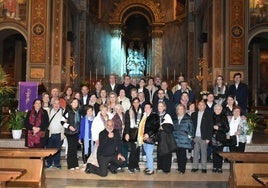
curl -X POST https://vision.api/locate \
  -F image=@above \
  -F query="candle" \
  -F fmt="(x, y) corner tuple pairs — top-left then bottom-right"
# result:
(103, 66), (105, 78)
(167, 67), (169, 80)
(96, 68), (97, 80)
(90, 71), (92, 82)
(154, 66), (156, 76)
(174, 70), (176, 82)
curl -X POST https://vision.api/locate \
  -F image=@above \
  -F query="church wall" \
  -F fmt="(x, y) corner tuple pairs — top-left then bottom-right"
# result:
(86, 1), (114, 81)
(162, 21), (187, 82)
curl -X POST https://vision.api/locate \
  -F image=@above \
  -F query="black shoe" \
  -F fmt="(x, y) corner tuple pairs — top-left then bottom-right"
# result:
(217, 169), (223, 173)
(134, 167), (140, 172)
(201, 169), (207, 173)
(212, 168), (217, 173)
(179, 170), (185, 174)
(145, 170), (154, 175)
(191, 168), (198, 172)
(128, 169), (135, 173)
(110, 169), (117, 174)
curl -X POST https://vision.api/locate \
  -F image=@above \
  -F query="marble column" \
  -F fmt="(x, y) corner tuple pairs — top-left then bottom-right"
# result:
(110, 28), (123, 76)
(152, 29), (163, 77)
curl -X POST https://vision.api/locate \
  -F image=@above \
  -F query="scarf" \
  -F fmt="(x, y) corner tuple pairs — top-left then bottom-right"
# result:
(84, 116), (93, 155)
(137, 113), (148, 146)
(29, 108), (43, 127)
(129, 107), (142, 128)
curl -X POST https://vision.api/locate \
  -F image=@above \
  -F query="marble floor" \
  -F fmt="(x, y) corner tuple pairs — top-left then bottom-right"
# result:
(46, 168), (229, 188)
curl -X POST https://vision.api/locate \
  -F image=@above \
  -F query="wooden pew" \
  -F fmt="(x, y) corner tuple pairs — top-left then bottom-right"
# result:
(219, 152), (268, 188)
(0, 148), (57, 188)
(0, 168), (26, 188)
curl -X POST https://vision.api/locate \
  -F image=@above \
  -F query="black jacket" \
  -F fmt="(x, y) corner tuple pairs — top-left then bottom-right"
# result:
(144, 112), (160, 144)
(191, 110), (213, 141)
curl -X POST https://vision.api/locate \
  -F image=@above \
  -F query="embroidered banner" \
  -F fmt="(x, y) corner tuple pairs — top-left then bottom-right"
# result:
(19, 82), (38, 112)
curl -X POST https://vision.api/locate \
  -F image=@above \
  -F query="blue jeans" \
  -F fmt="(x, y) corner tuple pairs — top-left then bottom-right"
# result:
(46, 133), (63, 167)
(143, 143), (154, 171)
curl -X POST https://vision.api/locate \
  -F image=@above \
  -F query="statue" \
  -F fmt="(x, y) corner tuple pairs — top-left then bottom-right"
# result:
(126, 41), (146, 77)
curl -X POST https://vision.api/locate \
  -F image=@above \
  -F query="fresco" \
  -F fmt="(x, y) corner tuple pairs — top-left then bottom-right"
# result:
(250, 0), (268, 27)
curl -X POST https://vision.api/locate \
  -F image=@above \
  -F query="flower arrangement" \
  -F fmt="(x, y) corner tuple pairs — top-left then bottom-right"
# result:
(200, 90), (210, 95)
(246, 110), (263, 135)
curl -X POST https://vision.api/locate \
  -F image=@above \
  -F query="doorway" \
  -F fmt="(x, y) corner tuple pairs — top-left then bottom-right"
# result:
(0, 29), (27, 85)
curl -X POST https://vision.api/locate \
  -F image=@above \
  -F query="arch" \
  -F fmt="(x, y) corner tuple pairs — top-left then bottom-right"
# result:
(248, 25), (268, 44)
(109, 0), (164, 26)
(0, 22), (27, 42)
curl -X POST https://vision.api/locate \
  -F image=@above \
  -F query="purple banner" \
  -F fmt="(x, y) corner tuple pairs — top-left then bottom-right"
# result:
(19, 82), (38, 112)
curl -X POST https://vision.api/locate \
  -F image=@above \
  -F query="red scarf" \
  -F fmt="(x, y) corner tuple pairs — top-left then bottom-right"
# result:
(29, 108), (43, 127)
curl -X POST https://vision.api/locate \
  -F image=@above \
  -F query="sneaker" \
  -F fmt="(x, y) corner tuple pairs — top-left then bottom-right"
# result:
(69, 168), (75, 171)
(134, 167), (140, 172)
(143, 168), (150, 173)
(75, 167), (80, 170)
(45, 165), (52, 169)
(55, 166), (61, 169)
(145, 170), (154, 175)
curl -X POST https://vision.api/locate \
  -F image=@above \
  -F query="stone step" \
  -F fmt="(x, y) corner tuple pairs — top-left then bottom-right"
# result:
(58, 147), (230, 170)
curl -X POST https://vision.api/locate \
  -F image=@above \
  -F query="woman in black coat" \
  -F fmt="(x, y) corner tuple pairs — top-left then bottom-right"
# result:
(157, 101), (174, 173)
(173, 104), (194, 174)
(211, 104), (230, 173)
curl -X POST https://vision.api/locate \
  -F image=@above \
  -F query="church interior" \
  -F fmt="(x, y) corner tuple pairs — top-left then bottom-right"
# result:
(0, 0), (268, 187)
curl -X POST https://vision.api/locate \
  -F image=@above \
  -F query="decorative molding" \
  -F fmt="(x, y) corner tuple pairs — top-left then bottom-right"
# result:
(229, 0), (245, 65)
(30, 0), (47, 63)
(109, 0), (165, 26)
(110, 28), (122, 38)
(52, 0), (62, 65)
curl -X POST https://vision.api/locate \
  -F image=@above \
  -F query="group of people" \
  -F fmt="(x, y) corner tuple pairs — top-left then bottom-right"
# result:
(22, 72), (249, 176)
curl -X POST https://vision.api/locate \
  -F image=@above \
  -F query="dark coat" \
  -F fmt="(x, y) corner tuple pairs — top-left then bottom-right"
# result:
(228, 82), (248, 115)
(191, 110), (213, 141)
(173, 113), (194, 149)
(144, 112), (160, 144)
(211, 112), (230, 146)
(173, 89), (195, 105)
(103, 83), (120, 95)
(158, 122), (177, 156)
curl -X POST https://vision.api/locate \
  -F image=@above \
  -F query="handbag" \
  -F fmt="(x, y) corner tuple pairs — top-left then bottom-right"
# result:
(86, 145), (99, 167)
(128, 128), (138, 141)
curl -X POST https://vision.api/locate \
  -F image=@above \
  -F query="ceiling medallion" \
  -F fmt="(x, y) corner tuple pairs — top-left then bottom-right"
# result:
(231, 25), (244, 38)
(32, 23), (45, 36)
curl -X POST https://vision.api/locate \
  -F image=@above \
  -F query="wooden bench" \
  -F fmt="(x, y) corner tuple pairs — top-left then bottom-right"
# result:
(0, 148), (57, 188)
(219, 152), (268, 188)
(0, 168), (26, 188)
(252, 174), (268, 187)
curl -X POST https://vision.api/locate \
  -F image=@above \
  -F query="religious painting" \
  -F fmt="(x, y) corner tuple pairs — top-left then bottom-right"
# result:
(229, 71), (244, 81)
(19, 82), (38, 112)
(30, 68), (45, 79)
(249, 0), (268, 27)
(0, 0), (27, 22)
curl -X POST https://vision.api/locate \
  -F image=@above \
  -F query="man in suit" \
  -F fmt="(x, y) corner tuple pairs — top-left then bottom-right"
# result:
(103, 74), (119, 95)
(118, 75), (135, 99)
(173, 81), (195, 105)
(228, 73), (248, 115)
(81, 85), (91, 117)
(191, 100), (213, 173)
